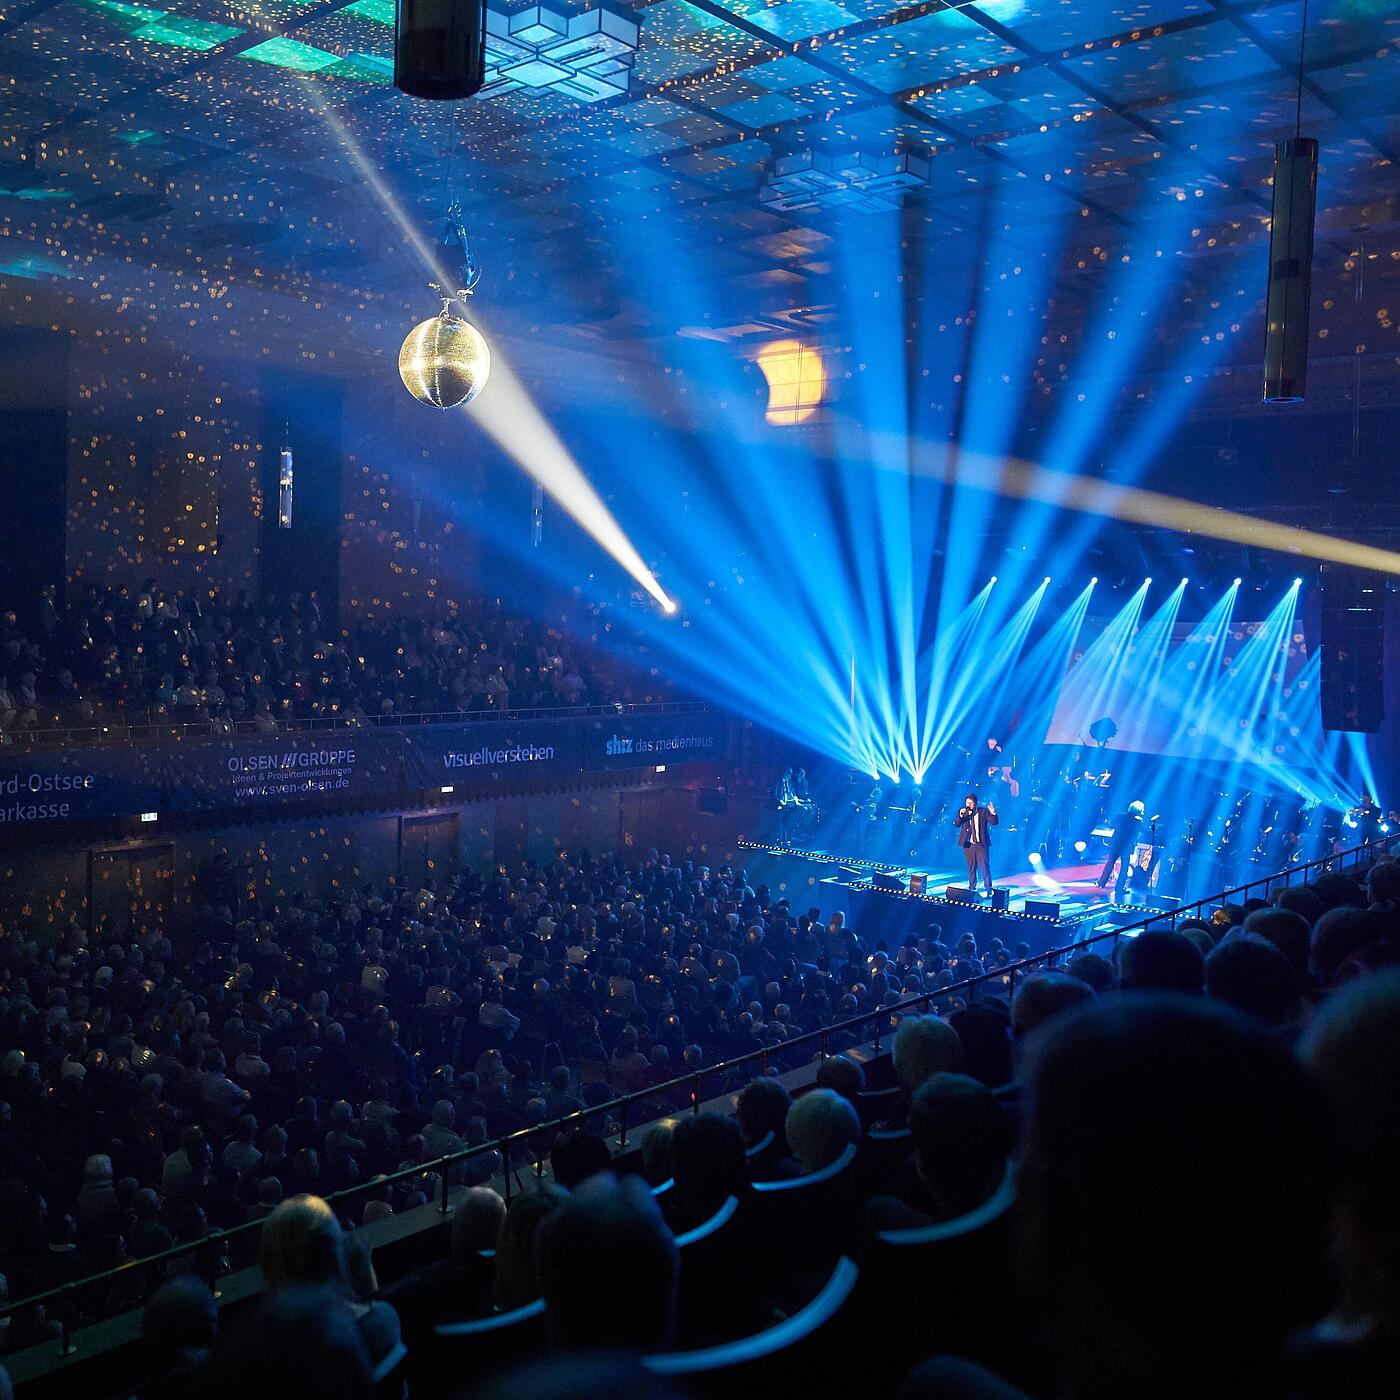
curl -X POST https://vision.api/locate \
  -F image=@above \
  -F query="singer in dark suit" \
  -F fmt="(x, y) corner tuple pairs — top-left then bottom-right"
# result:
(954, 792), (998, 895)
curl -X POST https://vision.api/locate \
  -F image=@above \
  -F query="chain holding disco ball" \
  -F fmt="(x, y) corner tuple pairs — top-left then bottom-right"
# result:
(399, 202), (491, 410)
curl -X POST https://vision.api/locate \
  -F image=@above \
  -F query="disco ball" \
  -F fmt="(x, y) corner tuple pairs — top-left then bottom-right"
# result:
(399, 313), (490, 409)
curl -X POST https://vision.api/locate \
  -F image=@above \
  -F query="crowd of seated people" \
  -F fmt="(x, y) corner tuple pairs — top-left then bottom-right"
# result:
(36, 849), (1389, 1400)
(0, 847), (922, 1334)
(0, 581), (670, 744)
(0, 849), (1395, 1397)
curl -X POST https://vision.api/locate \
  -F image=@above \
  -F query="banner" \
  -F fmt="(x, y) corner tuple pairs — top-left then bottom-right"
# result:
(162, 730), (404, 812)
(0, 746), (164, 827)
(402, 719), (581, 788)
(579, 710), (724, 770)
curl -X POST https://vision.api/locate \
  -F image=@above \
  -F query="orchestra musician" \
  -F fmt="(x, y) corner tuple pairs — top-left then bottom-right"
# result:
(954, 791), (998, 896)
(1097, 800), (1145, 899)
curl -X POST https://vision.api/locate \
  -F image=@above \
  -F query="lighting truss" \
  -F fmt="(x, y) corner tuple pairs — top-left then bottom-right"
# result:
(481, 2), (641, 103)
(760, 150), (932, 215)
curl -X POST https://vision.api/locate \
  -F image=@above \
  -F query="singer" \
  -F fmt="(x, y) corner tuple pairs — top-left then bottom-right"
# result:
(954, 791), (998, 897)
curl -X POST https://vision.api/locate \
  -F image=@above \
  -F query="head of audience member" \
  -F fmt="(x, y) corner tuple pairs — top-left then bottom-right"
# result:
(550, 1130), (613, 1190)
(1011, 972), (1095, 1049)
(671, 1113), (746, 1217)
(908, 1073), (1011, 1221)
(1366, 858), (1400, 909)
(258, 1194), (345, 1291)
(451, 1186), (507, 1263)
(142, 1276), (217, 1393)
(1117, 929), (1205, 996)
(1271, 884), (1325, 929)
(1064, 952), (1115, 994)
(1311, 872), (1365, 913)
(814, 1052), (866, 1106)
(949, 1004), (1013, 1089)
(494, 1185), (566, 1312)
(1019, 997), (1331, 1400)
(784, 1089), (860, 1175)
(1302, 970), (1400, 1338)
(892, 1014), (965, 1096)
(1310, 907), (1384, 985)
(1242, 907), (1311, 983)
(1205, 933), (1301, 1028)
(210, 1285), (370, 1400)
(536, 1173), (678, 1352)
(734, 1075), (791, 1150)
(640, 1120), (678, 1187)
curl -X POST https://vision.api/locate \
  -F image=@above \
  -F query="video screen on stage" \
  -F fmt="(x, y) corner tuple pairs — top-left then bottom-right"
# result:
(1044, 611), (1314, 765)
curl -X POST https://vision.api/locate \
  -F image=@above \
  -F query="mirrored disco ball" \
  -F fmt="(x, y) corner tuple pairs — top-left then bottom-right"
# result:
(399, 314), (491, 409)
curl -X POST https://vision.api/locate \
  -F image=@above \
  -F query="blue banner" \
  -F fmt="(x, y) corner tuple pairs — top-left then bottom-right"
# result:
(579, 710), (725, 770)
(0, 711), (722, 831)
(162, 731), (405, 812)
(402, 719), (581, 788)
(0, 747), (164, 827)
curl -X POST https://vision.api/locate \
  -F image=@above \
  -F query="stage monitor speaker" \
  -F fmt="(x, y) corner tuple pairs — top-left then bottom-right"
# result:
(1262, 137), (1318, 404)
(989, 887), (1009, 912)
(1320, 563), (1385, 733)
(872, 871), (907, 892)
(395, 0), (488, 99)
(908, 872), (927, 896)
(945, 885), (979, 906)
(1155, 895), (1182, 912)
(1023, 899), (1061, 921)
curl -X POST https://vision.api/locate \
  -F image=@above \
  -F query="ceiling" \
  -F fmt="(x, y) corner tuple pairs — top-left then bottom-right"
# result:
(4, 0), (1400, 401)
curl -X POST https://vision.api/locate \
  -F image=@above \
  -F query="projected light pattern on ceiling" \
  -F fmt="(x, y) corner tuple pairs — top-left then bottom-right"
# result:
(760, 149), (931, 214)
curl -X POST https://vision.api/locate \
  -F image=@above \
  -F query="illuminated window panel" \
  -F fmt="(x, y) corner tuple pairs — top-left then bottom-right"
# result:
(755, 339), (827, 426)
(81, 0), (242, 50)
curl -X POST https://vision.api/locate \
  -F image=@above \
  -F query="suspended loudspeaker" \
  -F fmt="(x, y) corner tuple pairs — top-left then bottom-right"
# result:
(1262, 137), (1318, 404)
(395, 0), (488, 99)
(1320, 563), (1385, 733)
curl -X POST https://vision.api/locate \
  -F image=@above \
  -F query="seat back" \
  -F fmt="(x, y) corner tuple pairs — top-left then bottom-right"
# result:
(854, 1085), (904, 1128)
(643, 1256), (860, 1397)
(855, 1166), (1030, 1387)
(425, 1297), (546, 1389)
(750, 1141), (860, 1275)
(674, 1195), (763, 1346)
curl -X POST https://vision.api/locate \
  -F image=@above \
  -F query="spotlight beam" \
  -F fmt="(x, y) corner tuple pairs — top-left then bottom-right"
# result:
(302, 85), (675, 612)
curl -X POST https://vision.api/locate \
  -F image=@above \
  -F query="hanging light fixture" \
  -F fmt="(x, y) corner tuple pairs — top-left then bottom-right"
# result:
(400, 199), (492, 409)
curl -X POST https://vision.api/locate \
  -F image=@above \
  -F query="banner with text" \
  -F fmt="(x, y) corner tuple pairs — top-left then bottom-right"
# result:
(162, 731), (405, 812)
(579, 710), (725, 770)
(0, 747), (164, 828)
(402, 719), (582, 789)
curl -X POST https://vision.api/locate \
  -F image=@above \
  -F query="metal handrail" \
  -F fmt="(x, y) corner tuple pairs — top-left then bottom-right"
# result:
(4, 830), (1394, 1345)
(0, 700), (707, 752)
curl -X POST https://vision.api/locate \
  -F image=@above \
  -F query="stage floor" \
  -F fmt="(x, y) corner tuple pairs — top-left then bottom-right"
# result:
(738, 840), (1147, 904)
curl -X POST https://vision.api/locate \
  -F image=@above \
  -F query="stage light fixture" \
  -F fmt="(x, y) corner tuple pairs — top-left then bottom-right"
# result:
(989, 575), (998, 584)
(1074, 840), (1087, 854)
(1181, 577), (1189, 585)
(1234, 577), (1242, 585)
(394, 0), (488, 99)
(1044, 576), (1051, 584)
(1294, 577), (1303, 586)
(1090, 576), (1098, 585)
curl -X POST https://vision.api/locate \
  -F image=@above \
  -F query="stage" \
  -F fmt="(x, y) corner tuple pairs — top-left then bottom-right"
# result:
(738, 841), (1178, 957)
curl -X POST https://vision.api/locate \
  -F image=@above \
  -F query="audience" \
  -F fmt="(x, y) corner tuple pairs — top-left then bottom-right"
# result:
(0, 584), (669, 744)
(4, 847), (1400, 1400)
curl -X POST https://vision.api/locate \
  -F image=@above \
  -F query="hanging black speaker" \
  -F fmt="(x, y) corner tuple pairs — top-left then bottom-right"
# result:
(1262, 137), (1318, 404)
(395, 0), (488, 99)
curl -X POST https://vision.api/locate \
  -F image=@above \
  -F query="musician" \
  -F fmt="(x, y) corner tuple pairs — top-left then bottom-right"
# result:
(1097, 800), (1145, 898)
(1352, 793), (1382, 846)
(774, 768), (795, 840)
(794, 767), (811, 802)
(954, 791), (998, 896)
